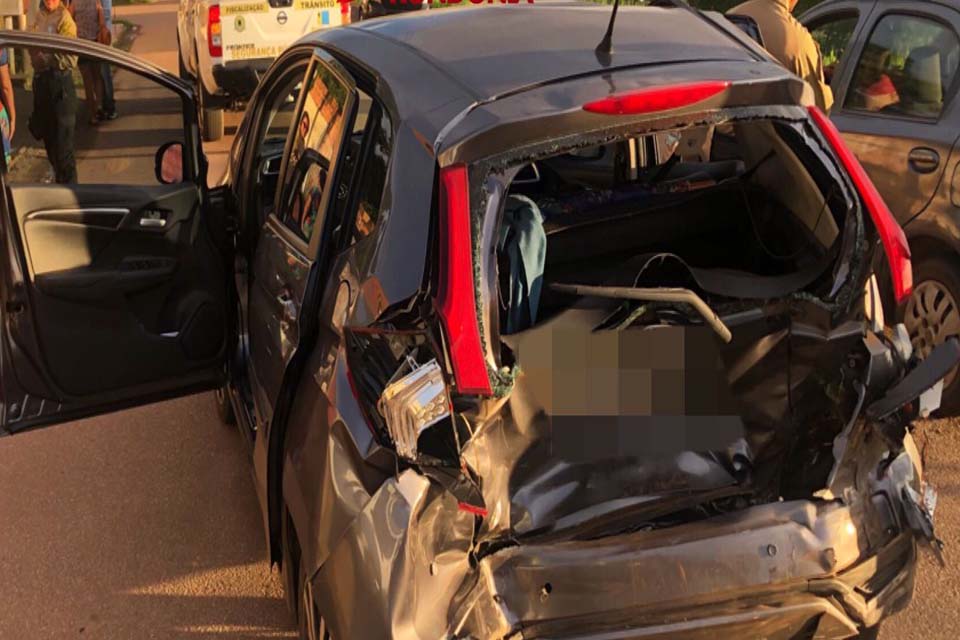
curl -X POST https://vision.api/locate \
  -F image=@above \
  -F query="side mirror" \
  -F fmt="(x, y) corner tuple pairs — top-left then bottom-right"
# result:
(155, 141), (184, 185)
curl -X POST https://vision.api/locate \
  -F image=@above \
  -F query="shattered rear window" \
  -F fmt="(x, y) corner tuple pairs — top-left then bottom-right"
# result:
(470, 109), (863, 389)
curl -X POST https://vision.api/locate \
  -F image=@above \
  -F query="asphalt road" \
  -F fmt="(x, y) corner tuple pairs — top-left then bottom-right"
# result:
(0, 396), (295, 639)
(1, 2), (959, 639)
(882, 418), (960, 640)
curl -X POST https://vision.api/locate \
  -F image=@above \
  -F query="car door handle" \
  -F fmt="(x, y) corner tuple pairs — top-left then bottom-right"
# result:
(277, 292), (298, 324)
(909, 147), (940, 174)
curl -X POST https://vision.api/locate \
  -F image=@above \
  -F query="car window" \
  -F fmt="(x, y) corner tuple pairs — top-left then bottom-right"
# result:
(281, 61), (353, 244)
(809, 13), (859, 84)
(3, 46), (188, 186)
(844, 13), (960, 118)
(350, 106), (393, 244)
(288, 154), (328, 243)
(248, 64), (307, 219)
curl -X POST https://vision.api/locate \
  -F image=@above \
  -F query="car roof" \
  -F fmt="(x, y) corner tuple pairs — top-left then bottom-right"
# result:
(318, 4), (759, 103)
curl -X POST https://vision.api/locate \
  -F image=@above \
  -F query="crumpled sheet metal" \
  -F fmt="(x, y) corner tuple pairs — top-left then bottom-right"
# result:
(311, 470), (475, 639)
(308, 314), (926, 638)
(452, 500), (864, 639)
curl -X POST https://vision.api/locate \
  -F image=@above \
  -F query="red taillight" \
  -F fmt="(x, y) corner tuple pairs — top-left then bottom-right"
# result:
(208, 5), (222, 58)
(583, 81), (731, 116)
(437, 164), (492, 396)
(807, 106), (913, 303)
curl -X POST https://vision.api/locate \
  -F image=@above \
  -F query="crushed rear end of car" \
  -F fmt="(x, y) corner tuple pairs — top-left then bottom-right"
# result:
(321, 63), (957, 639)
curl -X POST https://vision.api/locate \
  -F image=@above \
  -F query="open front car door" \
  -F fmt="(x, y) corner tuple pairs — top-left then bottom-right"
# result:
(0, 32), (230, 435)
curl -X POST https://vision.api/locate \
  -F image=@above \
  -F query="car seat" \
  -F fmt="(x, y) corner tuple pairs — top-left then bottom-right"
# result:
(904, 46), (944, 116)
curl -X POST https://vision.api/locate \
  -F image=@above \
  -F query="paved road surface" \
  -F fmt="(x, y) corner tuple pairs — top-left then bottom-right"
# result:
(0, 397), (294, 639)
(1, 1), (959, 638)
(882, 419), (960, 640)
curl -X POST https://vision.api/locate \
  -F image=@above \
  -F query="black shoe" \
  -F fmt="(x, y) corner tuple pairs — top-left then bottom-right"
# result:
(101, 109), (118, 120)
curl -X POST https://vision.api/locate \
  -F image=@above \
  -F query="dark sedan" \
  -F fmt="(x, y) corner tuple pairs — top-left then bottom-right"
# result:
(0, 3), (956, 639)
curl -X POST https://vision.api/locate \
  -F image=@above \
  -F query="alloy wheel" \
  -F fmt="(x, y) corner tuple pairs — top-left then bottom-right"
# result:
(904, 279), (960, 387)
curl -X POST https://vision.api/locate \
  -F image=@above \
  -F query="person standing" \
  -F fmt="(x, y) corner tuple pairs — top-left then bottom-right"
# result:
(69, 0), (106, 124)
(29, 0), (79, 183)
(728, 0), (834, 112)
(98, 0), (116, 120)
(0, 49), (16, 166)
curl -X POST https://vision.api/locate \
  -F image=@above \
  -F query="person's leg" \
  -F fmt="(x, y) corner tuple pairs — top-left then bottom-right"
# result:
(33, 73), (58, 179)
(100, 62), (115, 116)
(96, 71), (105, 111)
(52, 73), (77, 184)
(91, 62), (105, 116)
(100, 0), (117, 117)
(79, 62), (98, 124)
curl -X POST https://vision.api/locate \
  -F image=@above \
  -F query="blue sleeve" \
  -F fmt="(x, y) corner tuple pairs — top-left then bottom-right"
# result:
(0, 49), (8, 67)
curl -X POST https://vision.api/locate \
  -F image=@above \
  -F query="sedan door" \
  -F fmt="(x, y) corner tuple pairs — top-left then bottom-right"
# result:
(0, 33), (228, 435)
(811, 2), (960, 225)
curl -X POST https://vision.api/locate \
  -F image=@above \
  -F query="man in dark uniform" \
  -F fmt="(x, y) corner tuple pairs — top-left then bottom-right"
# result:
(29, 0), (79, 183)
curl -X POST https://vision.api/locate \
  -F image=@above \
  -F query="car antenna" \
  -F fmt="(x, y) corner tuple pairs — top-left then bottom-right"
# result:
(595, 0), (690, 65)
(594, 0), (620, 66)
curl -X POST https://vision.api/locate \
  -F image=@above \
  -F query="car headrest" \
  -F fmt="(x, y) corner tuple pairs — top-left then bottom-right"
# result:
(905, 46), (944, 109)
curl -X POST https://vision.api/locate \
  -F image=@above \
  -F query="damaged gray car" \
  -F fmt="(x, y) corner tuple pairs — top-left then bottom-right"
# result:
(1, 3), (958, 640)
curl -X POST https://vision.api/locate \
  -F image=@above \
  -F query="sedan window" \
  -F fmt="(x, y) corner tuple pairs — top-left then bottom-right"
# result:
(845, 13), (960, 118)
(809, 13), (859, 84)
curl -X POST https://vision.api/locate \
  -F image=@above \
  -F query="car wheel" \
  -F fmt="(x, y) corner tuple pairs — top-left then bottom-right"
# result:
(201, 105), (225, 143)
(214, 386), (235, 425)
(281, 505), (329, 640)
(900, 256), (960, 414)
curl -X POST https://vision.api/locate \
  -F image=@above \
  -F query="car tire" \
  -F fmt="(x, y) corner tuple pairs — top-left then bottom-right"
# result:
(899, 256), (960, 415)
(201, 106), (224, 143)
(214, 386), (235, 425)
(281, 504), (329, 640)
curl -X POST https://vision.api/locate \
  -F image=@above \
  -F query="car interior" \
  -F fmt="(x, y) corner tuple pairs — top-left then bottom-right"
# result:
(847, 22), (960, 117)
(495, 119), (851, 337)
(0, 46), (228, 428)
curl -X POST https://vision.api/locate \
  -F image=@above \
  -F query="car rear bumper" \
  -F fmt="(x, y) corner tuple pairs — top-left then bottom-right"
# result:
(452, 501), (916, 639)
(311, 467), (917, 639)
(211, 58), (274, 102)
